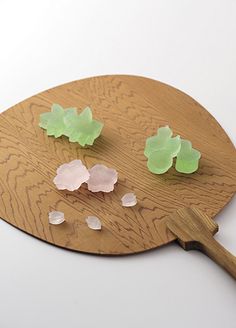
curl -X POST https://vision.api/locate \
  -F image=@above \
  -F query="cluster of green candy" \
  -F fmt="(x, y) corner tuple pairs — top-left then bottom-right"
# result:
(39, 104), (104, 147)
(144, 126), (201, 174)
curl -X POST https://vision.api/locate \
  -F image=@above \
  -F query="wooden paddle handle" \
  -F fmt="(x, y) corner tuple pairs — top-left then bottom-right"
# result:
(166, 207), (236, 279)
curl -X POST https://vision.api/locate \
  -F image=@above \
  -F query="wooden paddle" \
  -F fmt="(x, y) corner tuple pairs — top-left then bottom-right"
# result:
(0, 75), (235, 277)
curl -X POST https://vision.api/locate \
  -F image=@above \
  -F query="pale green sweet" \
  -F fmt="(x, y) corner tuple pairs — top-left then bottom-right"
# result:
(144, 126), (201, 174)
(39, 104), (103, 146)
(64, 107), (104, 147)
(175, 139), (201, 174)
(164, 135), (181, 157)
(144, 126), (181, 158)
(39, 104), (76, 138)
(144, 126), (181, 174)
(144, 126), (172, 157)
(147, 149), (173, 174)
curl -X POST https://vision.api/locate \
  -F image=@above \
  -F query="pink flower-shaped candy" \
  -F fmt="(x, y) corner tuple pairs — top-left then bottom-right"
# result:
(87, 164), (118, 192)
(53, 159), (90, 191)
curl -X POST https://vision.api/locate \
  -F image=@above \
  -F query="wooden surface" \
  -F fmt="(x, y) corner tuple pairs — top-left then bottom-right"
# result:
(167, 207), (236, 278)
(0, 75), (235, 255)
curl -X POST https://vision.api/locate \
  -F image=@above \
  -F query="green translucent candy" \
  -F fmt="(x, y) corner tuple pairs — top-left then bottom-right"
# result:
(144, 126), (181, 158)
(175, 139), (201, 174)
(147, 149), (173, 174)
(144, 126), (201, 174)
(64, 107), (104, 147)
(144, 126), (181, 174)
(39, 104), (103, 147)
(39, 104), (76, 138)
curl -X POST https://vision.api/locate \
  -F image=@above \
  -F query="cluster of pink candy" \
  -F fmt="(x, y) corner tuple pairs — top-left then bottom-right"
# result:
(53, 160), (118, 193)
(50, 160), (137, 229)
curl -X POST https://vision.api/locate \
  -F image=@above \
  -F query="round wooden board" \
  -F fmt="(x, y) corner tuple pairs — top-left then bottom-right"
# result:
(0, 75), (235, 255)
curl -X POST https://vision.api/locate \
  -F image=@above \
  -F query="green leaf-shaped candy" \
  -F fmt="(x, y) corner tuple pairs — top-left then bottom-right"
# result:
(39, 104), (76, 138)
(175, 139), (201, 174)
(64, 107), (104, 147)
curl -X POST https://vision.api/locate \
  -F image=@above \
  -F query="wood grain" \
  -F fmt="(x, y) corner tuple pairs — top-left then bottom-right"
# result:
(0, 75), (235, 255)
(166, 207), (236, 278)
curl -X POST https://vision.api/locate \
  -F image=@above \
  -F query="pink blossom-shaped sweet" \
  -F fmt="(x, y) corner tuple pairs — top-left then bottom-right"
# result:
(87, 164), (118, 192)
(53, 160), (90, 191)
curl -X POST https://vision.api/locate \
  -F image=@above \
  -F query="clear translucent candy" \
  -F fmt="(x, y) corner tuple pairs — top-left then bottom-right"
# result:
(53, 160), (90, 191)
(121, 193), (137, 207)
(87, 164), (118, 192)
(85, 216), (102, 230)
(49, 211), (65, 225)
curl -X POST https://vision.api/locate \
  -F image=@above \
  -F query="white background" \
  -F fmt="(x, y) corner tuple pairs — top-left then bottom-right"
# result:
(0, 1), (235, 327)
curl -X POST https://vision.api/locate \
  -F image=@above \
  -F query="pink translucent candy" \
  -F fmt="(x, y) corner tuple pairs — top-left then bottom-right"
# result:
(121, 193), (137, 207)
(53, 159), (90, 191)
(85, 216), (102, 230)
(87, 164), (118, 192)
(48, 211), (65, 225)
